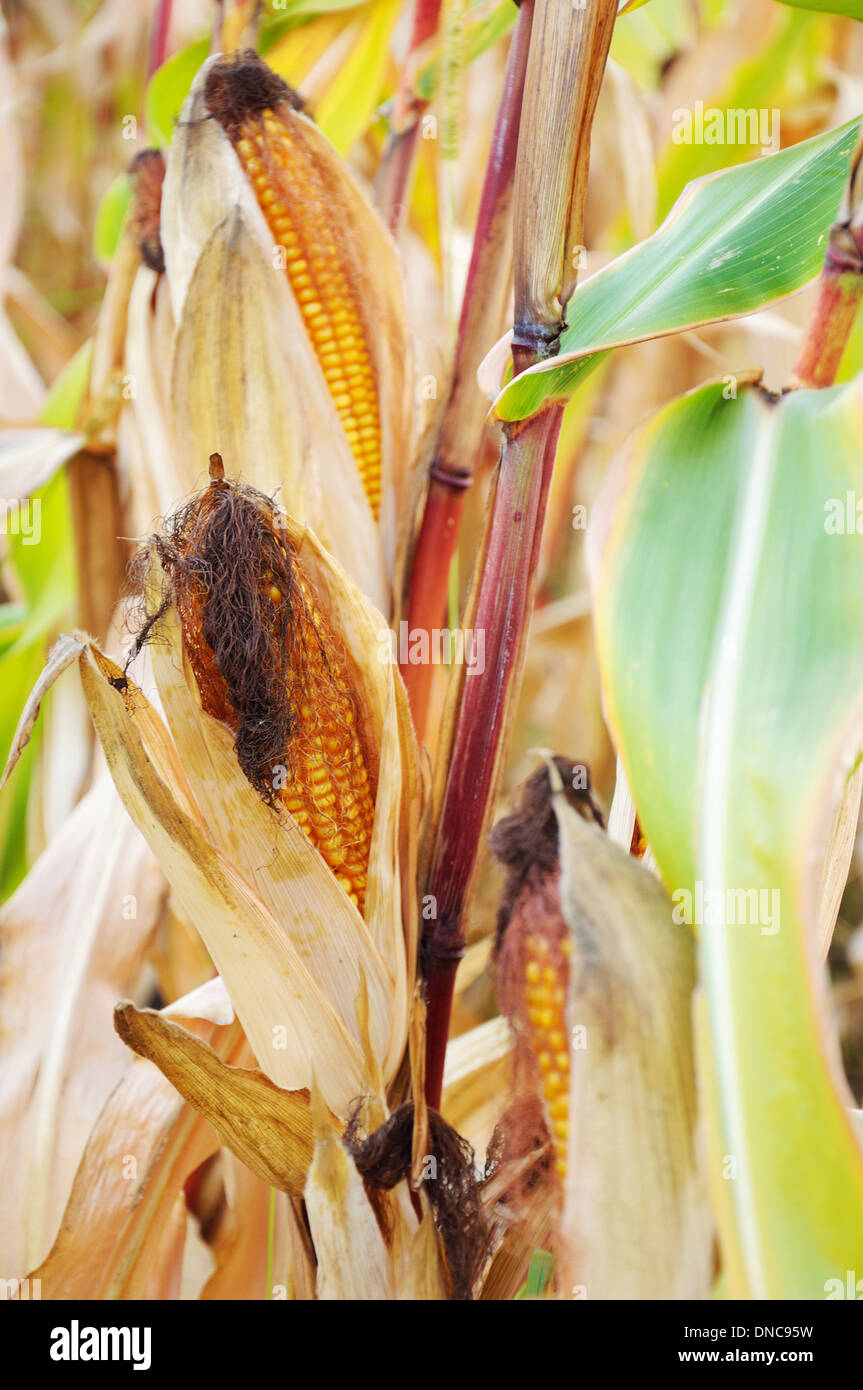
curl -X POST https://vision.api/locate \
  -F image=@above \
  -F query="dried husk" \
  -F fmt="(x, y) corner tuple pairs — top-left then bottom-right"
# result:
(549, 763), (713, 1299)
(0, 777), (165, 1276)
(77, 511), (419, 1115)
(29, 991), (250, 1300)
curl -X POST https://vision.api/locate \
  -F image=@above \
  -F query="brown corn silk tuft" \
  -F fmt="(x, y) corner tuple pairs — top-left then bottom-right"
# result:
(128, 149), (166, 274)
(128, 457), (375, 913)
(491, 758), (603, 1185)
(204, 52), (384, 519)
(343, 1100), (488, 1301)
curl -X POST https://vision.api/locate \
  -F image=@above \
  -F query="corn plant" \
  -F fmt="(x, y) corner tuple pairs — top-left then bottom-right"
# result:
(2, 0), (863, 1304)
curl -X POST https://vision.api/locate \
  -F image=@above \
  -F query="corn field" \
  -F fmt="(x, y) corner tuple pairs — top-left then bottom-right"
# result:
(3, 0), (863, 1323)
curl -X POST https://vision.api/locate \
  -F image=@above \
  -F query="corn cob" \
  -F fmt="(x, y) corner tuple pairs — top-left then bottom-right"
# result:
(523, 933), (570, 1180)
(490, 758), (598, 1188)
(155, 462), (376, 913)
(204, 56), (382, 519)
(276, 565), (375, 913)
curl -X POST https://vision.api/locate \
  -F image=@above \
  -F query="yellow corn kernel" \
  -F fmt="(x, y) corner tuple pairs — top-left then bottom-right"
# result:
(232, 114), (382, 519)
(522, 933), (571, 1184)
(277, 565), (375, 912)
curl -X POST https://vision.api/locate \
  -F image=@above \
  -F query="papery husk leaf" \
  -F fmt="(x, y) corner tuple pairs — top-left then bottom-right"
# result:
(120, 267), (188, 535)
(145, 511), (419, 1086)
(161, 58), (413, 611)
(549, 766), (713, 1300)
(200, 1152), (271, 1300)
(441, 1016), (513, 1153)
(79, 640), (370, 1112)
(396, 1191), (448, 1301)
(149, 603), (396, 1080)
(30, 1011), (249, 1299)
(162, 974), (233, 1025)
(115, 1002), (320, 1196)
(0, 777), (165, 1275)
(168, 207), (387, 612)
(304, 1086), (394, 1300)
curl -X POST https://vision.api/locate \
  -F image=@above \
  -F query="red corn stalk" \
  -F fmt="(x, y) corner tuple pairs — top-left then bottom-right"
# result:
(421, 0), (619, 1107)
(147, 0), (174, 78)
(376, 0), (445, 234)
(400, 0), (534, 738)
(792, 135), (863, 389)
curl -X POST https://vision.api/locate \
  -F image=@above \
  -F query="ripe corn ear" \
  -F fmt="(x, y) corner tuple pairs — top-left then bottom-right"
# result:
(153, 466), (376, 914)
(229, 106), (382, 518)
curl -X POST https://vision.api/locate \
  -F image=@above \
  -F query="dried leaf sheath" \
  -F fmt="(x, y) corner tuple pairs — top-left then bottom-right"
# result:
(204, 54), (383, 519)
(133, 461), (375, 913)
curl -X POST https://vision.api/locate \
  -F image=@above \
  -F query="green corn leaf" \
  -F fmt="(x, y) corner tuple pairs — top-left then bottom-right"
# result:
(145, 39), (210, 148)
(93, 173), (133, 265)
(514, 1249), (555, 1300)
(775, 0), (863, 17)
(0, 345), (87, 898)
(492, 119), (860, 422)
(589, 374), (863, 1296)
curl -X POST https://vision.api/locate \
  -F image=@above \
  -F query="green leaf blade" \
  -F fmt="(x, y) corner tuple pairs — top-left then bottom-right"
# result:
(494, 120), (860, 421)
(591, 377), (863, 1296)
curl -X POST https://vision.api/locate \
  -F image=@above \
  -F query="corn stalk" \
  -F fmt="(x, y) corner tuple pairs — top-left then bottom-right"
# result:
(792, 135), (863, 389)
(421, 0), (618, 1107)
(376, 0), (445, 233)
(400, 0), (534, 739)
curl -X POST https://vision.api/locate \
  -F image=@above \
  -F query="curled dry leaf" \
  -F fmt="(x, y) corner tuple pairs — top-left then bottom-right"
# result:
(115, 1002), (318, 1197)
(489, 756), (710, 1299)
(1, 632), (85, 790)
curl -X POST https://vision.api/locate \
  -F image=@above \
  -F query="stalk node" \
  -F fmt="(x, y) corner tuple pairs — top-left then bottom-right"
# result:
(428, 460), (473, 491)
(512, 318), (562, 363)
